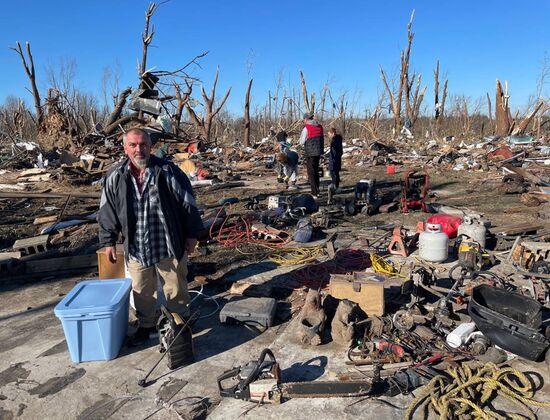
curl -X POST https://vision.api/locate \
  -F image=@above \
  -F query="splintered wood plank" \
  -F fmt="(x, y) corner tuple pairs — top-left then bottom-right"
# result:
(25, 254), (97, 274)
(490, 222), (544, 236)
(33, 215), (59, 225)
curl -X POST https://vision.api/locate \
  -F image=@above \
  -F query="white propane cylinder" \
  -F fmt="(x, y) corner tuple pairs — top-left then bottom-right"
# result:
(419, 223), (449, 262)
(457, 216), (487, 248)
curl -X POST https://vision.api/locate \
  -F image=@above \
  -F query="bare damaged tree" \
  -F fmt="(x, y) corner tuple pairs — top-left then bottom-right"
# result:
(534, 53), (550, 138)
(139, 2), (159, 85)
(512, 100), (545, 136)
(404, 73), (426, 127)
(380, 10), (424, 136)
(433, 60), (448, 124)
(172, 82), (190, 135)
(486, 92), (493, 128)
(300, 70), (315, 114)
(319, 81), (330, 121)
(184, 66), (231, 145)
(495, 79), (511, 136)
(11, 42), (44, 128)
(355, 90), (386, 140)
(244, 79), (253, 146)
(136, 2), (160, 121)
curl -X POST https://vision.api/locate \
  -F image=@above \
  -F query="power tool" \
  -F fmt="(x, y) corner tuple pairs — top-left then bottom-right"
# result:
(138, 308), (199, 387)
(217, 348), (430, 403)
(217, 348), (372, 403)
(157, 305), (194, 370)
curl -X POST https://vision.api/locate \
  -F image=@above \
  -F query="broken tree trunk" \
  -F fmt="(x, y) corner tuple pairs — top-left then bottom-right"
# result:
(139, 3), (158, 83)
(495, 79), (511, 136)
(103, 113), (146, 136)
(380, 67), (401, 134)
(244, 79), (253, 146)
(11, 42), (44, 128)
(104, 87), (132, 129)
(137, 2), (159, 120)
(299, 70), (311, 114)
(380, 10), (416, 135)
(173, 82), (190, 135)
(512, 100), (545, 136)
(487, 92), (493, 128)
(433, 60), (447, 125)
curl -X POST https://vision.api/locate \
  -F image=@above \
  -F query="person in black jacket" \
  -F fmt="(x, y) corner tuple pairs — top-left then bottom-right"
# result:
(327, 127), (343, 191)
(299, 112), (324, 197)
(98, 128), (203, 346)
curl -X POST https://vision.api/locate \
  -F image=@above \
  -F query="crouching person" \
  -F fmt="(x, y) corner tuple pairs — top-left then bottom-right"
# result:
(98, 128), (203, 347)
(277, 148), (299, 190)
(275, 130), (291, 183)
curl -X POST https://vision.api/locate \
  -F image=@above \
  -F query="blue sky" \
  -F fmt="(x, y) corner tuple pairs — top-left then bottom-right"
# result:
(2, 0), (549, 115)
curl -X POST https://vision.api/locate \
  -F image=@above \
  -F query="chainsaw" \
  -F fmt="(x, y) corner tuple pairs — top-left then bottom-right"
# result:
(450, 239), (494, 279)
(217, 348), (429, 403)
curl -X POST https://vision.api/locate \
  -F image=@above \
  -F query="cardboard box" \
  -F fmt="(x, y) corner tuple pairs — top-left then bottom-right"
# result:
(96, 245), (125, 280)
(329, 272), (385, 316)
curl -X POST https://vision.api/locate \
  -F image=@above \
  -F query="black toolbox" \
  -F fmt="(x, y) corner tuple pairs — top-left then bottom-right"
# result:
(468, 284), (549, 361)
(220, 297), (277, 328)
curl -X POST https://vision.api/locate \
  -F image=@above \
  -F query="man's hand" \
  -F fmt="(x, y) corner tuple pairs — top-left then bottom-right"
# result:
(105, 246), (117, 264)
(185, 238), (198, 255)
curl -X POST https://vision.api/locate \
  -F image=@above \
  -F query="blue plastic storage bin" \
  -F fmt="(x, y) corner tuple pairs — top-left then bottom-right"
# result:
(54, 278), (132, 363)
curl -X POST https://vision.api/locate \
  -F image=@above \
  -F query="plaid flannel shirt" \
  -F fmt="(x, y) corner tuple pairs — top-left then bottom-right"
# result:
(128, 166), (173, 267)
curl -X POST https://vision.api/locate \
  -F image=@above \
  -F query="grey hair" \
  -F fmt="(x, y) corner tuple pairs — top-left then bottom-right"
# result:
(122, 128), (151, 144)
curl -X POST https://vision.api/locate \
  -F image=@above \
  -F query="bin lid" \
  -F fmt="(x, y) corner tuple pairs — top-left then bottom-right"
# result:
(54, 278), (132, 316)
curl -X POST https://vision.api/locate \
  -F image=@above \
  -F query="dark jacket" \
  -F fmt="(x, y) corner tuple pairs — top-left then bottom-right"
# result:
(329, 134), (343, 172)
(301, 120), (324, 157)
(283, 149), (299, 167)
(98, 155), (203, 262)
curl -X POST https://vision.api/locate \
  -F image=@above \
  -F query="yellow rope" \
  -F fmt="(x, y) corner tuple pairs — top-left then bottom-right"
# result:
(370, 254), (408, 278)
(268, 246), (324, 266)
(405, 362), (550, 420)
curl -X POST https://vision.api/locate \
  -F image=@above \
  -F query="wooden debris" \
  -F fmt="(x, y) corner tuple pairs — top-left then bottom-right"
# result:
(0, 191), (100, 199)
(229, 281), (273, 297)
(33, 215), (58, 225)
(490, 222), (543, 237)
(25, 253), (97, 274)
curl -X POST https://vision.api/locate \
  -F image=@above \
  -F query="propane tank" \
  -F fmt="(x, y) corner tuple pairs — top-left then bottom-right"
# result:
(457, 216), (487, 248)
(419, 223), (449, 262)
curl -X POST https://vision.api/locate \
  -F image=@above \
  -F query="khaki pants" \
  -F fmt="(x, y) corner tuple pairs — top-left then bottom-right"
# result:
(127, 255), (190, 328)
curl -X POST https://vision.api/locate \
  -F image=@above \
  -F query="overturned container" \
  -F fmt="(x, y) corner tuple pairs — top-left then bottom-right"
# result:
(468, 284), (549, 361)
(419, 223), (448, 263)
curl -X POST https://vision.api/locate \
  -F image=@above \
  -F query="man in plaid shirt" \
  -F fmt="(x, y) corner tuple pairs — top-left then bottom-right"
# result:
(98, 128), (203, 346)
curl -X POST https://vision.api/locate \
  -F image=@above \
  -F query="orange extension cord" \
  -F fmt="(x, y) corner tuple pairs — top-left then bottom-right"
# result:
(209, 203), (290, 248)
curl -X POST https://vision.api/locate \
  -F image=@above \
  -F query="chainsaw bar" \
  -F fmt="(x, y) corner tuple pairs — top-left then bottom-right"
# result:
(282, 380), (372, 398)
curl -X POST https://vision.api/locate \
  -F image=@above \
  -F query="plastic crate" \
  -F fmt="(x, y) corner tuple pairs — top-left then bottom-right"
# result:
(54, 278), (132, 363)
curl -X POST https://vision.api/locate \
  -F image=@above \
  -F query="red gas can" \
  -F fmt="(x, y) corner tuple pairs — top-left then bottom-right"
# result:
(426, 214), (462, 238)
